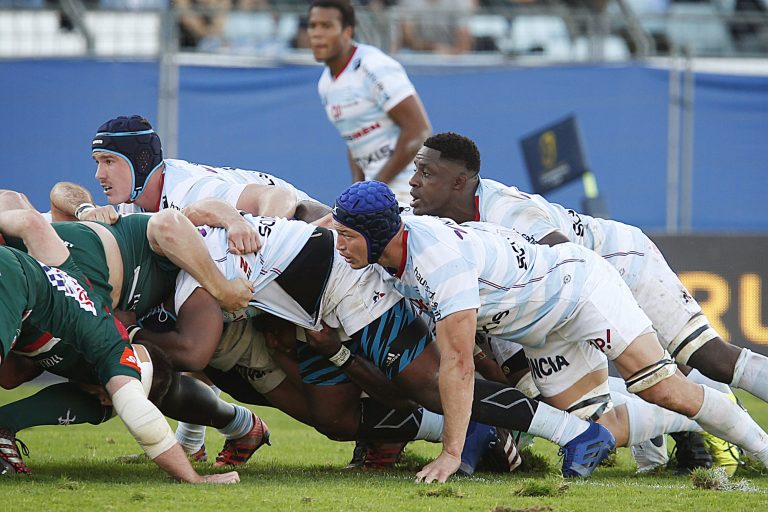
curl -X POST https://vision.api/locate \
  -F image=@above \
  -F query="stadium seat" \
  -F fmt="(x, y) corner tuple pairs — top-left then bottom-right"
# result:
(0, 10), (86, 56)
(665, 2), (734, 55)
(507, 15), (572, 60)
(572, 35), (632, 61)
(84, 10), (161, 56)
(225, 10), (277, 50)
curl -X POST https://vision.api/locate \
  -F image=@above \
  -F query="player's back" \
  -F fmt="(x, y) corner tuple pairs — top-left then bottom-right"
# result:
(477, 178), (644, 257)
(401, 215), (592, 344)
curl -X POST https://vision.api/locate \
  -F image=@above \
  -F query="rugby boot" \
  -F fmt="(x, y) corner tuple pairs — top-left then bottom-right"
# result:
(190, 444), (208, 463)
(345, 440), (368, 469)
(458, 421), (496, 476)
(702, 432), (741, 476)
(363, 441), (407, 469)
(477, 426), (523, 473)
(213, 414), (271, 467)
(560, 422), (616, 478)
(0, 428), (31, 476)
(669, 432), (712, 474)
(632, 435), (669, 474)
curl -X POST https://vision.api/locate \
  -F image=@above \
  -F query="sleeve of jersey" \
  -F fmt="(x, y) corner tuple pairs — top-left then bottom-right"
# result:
(174, 270), (202, 316)
(410, 240), (480, 322)
(176, 178), (247, 210)
(364, 56), (417, 113)
(494, 193), (561, 243)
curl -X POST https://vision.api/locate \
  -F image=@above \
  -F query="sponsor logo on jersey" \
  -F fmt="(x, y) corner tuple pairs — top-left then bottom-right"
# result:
(58, 409), (77, 425)
(40, 264), (98, 316)
(119, 346), (142, 373)
(354, 144), (394, 169)
(528, 354), (570, 379)
(588, 329), (613, 353)
(239, 256), (253, 280)
(372, 291), (386, 303)
(343, 122), (382, 141)
(38, 354), (64, 368)
(384, 352), (400, 367)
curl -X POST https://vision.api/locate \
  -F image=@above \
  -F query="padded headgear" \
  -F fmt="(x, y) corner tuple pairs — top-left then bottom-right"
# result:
(92, 115), (163, 201)
(334, 181), (401, 264)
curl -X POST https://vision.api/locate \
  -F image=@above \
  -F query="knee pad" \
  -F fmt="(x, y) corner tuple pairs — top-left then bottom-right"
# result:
(667, 314), (720, 364)
(625, 354), (677, 394)
(565, 381), (613, 421)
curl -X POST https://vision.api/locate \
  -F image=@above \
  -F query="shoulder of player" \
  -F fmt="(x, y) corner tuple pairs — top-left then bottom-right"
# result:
(353, 44), (404, 73)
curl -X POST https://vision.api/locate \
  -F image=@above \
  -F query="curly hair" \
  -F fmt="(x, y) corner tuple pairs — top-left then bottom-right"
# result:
(423, 132), (481, 176)
(309, 0), (356, 30)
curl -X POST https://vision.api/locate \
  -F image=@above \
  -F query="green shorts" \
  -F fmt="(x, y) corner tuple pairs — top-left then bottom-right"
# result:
(6, 247), (141, 385)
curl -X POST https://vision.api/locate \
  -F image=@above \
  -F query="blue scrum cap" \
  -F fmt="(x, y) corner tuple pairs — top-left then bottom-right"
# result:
(333, 181), (401, 264)
(92, 115), (163, 201)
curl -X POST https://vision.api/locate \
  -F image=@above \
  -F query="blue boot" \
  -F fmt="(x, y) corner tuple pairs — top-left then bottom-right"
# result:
(458, 422), (496, 476)
(560, 422), (615, 478)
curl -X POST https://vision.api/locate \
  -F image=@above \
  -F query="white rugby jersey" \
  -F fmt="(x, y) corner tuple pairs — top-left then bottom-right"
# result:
(119, 159), (317, 214)
(318, 43), (417, 198)
(175, 215), (402, 336)
(393, 215), (593, 347)
(475, 178), (649, 290)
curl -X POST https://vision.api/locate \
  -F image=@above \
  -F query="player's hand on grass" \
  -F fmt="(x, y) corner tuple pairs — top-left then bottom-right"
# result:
(415, 451), (461, 484)
(201, 471), (240, 484)
(305, 321), (342, 357)
(79, 205), (120, 224)
(217, 277), (254, 312)
(227, 219), (260, 255)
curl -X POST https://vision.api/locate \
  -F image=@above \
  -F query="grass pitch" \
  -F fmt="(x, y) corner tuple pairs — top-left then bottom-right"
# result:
(2, 386), (767, 512)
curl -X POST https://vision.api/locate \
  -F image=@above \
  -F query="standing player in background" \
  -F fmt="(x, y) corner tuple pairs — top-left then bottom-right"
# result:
(308, 0), (432, 204)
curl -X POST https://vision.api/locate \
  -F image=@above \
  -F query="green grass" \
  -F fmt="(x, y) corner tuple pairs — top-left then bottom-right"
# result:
(2, 387), (768, 511)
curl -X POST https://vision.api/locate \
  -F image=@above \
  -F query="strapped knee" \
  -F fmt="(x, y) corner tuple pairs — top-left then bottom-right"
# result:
(625, 355), (677, 393)
(667, 314), (720, 364)
(565, 381), (613, 421)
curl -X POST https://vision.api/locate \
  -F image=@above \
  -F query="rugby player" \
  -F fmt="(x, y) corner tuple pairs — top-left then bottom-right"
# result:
(331, 180), (768, 483)
(309, 0), (431, 203)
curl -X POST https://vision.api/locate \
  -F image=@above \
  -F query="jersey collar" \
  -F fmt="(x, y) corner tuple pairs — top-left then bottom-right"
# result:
(394, 228), (409, 278)
(333, 45), (358, 80)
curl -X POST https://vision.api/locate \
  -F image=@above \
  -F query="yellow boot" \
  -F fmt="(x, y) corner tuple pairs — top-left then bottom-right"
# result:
(701, 392), (743, 477)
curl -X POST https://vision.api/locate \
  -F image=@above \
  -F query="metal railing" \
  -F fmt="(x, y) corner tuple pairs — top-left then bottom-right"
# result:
(1, 2), (767, 60)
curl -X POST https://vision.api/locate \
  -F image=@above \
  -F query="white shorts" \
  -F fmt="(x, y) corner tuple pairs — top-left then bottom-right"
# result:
(208, 320), (286, 394)
(512, 255), (654, 397)
(598, 225), (701, 350)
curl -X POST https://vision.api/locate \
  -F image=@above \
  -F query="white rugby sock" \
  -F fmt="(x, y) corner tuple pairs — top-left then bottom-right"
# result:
(692, 385), (768, 464)
(687, 369), (732, 394)
(623, 394), (701, 447)
(731, 348), (768, 402)
(175, 384), (221, 452)
(528, 402), (588, 446)
(218, 404), (254, 440)
(414, 409), (444, 442)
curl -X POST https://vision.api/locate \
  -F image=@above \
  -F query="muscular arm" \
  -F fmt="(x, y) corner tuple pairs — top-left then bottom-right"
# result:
(373, 95), (431, 185)
(236, 183), (297, 219)
(0, 209), (69, 266)
(416, 308), (476, 483)
(49, 182), (94, 222)
(305, 324), (419, 411)
(134, 288), (223, 371)
(0, 352), (44, 389)
(105, 374), (238, 484)
(294, 200), (332, 223)
(147, 209), (253, 312)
